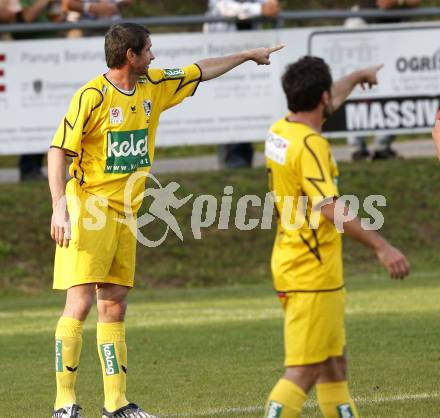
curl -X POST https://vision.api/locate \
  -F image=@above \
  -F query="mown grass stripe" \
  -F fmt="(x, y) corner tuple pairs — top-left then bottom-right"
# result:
(161, 392), (440, 417)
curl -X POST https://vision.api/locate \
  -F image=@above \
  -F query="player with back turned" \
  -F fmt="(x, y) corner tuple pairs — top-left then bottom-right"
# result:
(48, 22), (283, 418)
(263, 56), (410, 418)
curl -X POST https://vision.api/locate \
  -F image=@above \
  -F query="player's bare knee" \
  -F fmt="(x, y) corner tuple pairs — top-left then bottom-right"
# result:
(97, 284), (129, 321)
(63, 300), (93, 320)
(63, 285), (95, 320)
(319, 355), (347, 382)
(284, 364), (321, 392)
(97, 299), (127, 322)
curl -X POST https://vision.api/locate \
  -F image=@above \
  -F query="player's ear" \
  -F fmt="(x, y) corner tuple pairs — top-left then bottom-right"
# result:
(126, 48), (135, 65)
(321, 90), (331, 106)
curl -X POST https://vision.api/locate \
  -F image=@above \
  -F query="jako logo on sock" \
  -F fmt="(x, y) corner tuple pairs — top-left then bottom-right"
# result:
(337, 403), (355, 418)
(266, 401), (283, 418)
(100, 343), (120, 375)
(55, 339), (63, 372)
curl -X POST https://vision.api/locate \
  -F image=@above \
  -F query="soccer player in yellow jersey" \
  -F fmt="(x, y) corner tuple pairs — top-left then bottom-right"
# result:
(48, 22), (283, 418)
(263, 56), (410, 418)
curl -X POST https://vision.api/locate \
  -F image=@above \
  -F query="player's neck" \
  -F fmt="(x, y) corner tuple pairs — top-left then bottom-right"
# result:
(286, 111), (323, 133)
(106, 68), (138, 91)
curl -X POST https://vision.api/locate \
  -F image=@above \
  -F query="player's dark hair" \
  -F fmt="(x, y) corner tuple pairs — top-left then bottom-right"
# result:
(105, 23), (151, 69)
(282, 56), (332, 113)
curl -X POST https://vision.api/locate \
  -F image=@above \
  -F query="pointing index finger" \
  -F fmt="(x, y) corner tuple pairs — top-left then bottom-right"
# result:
(268, 44), (285, 54)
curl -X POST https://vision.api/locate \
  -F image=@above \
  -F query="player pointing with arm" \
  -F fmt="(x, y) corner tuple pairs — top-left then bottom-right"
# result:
(263, 57), (409, 418)
(48, 22), (283, 418)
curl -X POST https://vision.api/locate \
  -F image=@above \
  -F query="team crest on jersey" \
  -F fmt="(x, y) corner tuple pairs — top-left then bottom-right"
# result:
(143, 100), (152, 117)
(110, 107), (123, 125)
(163, 68), (184, 79)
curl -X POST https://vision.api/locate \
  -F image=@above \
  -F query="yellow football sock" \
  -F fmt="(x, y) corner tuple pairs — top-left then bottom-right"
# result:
(316, 381), (360, 418)
(264, 378), (307, 418)
(55, 316), (84, 409)
(97, 322), (129, 412)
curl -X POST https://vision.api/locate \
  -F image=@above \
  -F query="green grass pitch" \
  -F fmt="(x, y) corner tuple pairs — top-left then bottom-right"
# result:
(2, 158), (440, 416)
(1, 269), (440, 417)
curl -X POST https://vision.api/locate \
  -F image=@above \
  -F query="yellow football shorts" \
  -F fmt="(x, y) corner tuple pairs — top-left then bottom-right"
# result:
(279, 288), (346, 366)
(53, 180), (137, 290)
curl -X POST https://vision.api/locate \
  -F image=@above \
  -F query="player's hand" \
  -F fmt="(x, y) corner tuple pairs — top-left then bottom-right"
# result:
(261, 0), (280, 17)
(51, 196), (71, 248)
(91, 2), (118, 17)
(246, 44), (284, 65)
(375, 243), (410, 279)
(357, 64), (383, 90)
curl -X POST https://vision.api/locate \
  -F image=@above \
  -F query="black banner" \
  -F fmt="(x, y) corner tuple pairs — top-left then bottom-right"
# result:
(323, 95), (440, 133)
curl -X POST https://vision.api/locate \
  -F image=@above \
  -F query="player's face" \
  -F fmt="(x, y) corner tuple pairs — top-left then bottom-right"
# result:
(132, 36), (155, 75)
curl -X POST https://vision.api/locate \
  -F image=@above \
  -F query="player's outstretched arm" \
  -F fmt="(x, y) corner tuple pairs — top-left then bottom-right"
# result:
(196, 45), (284, 81)
(331, 64), (383, 112)
(432, 118), (440, 160)
(321, 200), (410, 280)
(48, 147), (71, 248)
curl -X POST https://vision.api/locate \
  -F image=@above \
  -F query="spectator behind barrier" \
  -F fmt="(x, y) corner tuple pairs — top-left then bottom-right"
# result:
(204, 0), (280, 169)
(64, 0), (132, 38)
(0, 0), (55, 181)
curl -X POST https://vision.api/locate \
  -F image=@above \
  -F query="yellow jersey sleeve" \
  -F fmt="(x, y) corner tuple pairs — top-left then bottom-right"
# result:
(51, 86), (104, 157)
(147, 64), (202, 111)
(300, 134), (339, 203)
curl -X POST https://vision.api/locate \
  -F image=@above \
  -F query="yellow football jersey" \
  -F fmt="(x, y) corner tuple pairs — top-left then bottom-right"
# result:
(265, 118), (343, 292)
(51, 64), (201, 214)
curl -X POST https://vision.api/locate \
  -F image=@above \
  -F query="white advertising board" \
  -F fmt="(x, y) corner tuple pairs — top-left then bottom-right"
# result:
(0, 22), (439, 154)
(307, 23), (440, 137)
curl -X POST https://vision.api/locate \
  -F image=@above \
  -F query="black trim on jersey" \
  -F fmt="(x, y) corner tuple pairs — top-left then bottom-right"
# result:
(191, 63), (203, 96)
(59, 87), (104, 150)
(303, 134), (327, 198)
(103, 74), (136, 96)
(266, 167), (280, 220)
(145, 65), (202, 97)
(49, 145), (78, 158)
(275, 284), (345, 294)
(299, 231), (322, 263)
(297, 190), (322, 263)
(78, 148), (85, 185)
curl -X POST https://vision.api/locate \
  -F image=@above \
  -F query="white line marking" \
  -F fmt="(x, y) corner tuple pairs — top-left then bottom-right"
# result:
(161, 392), (440, 417)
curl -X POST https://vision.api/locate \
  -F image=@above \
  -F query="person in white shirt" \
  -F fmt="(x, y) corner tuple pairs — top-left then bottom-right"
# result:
(204, 0), (280, 168)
